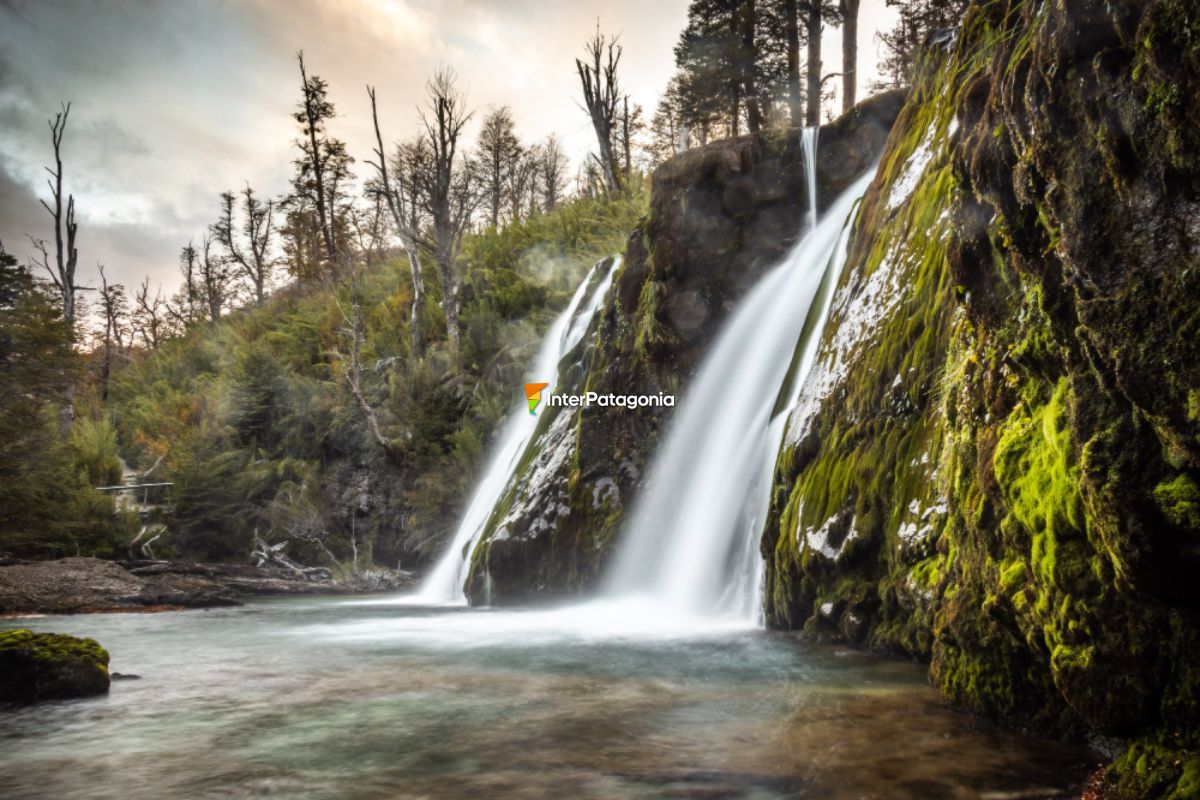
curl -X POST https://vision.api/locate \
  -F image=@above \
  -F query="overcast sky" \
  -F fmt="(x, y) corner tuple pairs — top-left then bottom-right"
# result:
(0, 0), (899, 297)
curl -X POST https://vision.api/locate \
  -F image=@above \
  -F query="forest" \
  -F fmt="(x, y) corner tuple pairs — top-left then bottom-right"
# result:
(0, 0), (967, 575)
(5, 1), (1199, 798)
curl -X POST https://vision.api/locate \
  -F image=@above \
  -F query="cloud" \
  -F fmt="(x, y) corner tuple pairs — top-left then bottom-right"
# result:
(0, 0), (901, 304)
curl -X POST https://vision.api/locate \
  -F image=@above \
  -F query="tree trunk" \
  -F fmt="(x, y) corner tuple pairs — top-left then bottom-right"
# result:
(739, 0), (763, 134)
(805, 3), (822, 126)
(622, 96), (632, 179)
(438, 248), (460, 352)
(298, 54), (336, 263)
(841, 0), (859, 113)
(785, 0), (802, 127)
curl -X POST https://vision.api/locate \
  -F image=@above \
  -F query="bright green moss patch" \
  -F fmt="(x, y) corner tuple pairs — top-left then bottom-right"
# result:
(1153, 474), (1200, 530)
(0, 628), (110, 704)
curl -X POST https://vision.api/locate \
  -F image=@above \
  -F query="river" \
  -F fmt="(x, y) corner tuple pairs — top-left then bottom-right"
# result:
(0, 596), (1096, 799)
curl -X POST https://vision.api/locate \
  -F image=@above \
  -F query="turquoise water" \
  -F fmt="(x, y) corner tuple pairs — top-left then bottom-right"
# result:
(1, 597), (1095, 799)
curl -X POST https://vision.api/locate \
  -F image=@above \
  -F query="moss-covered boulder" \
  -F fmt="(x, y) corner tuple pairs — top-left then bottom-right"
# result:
(760, 0), (1200, 796)
(0, 628), (110, 703)
(463, 91), (906, 605)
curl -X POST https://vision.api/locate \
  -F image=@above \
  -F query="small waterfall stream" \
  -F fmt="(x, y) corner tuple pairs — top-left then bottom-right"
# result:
(412, 256), (621, 603)
(604, 143), (873, 620)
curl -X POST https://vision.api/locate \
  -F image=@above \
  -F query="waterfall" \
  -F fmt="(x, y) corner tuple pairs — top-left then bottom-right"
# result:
(604, 144), (873, 620)
(801, 127), (819, 231)
(411, 256), (621, 604)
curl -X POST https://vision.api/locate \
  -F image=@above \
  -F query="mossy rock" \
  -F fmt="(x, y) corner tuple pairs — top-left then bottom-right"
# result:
(0, 628), (111, 704)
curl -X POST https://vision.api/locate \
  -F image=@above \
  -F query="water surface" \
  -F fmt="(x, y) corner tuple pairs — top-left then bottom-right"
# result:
(1, 597), (1096, 799)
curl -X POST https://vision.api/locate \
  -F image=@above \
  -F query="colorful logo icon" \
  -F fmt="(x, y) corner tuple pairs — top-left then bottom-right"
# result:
(525, 382), (549, 415)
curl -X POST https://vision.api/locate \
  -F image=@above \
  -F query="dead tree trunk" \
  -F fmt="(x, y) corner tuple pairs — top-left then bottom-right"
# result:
(367, 86), (426, 358)
(575, 27), (622, 194)
(36, 103), (80, 329)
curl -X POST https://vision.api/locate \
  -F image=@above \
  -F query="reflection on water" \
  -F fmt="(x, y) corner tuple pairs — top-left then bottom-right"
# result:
(1, 597), (1095, 799)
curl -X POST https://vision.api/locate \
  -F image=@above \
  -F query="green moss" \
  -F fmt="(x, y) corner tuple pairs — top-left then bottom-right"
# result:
(1153, 474), (1200, 530)
(1106, 732), (1200, 800)
(0, 629), (110, 704)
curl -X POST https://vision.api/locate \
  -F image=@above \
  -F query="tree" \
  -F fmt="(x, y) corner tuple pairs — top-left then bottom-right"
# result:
(576, 26), (623, 193)
(538, 135), (570, 211)
(169, 243), (203, 327)
(197, 236), (230, 322)
(366, 86), (426, 356)
(335, 259), (396, 461)
(509, 147), (540, 222)
(840, 0), (860, 112)
(668, 1), (790, 139)
(212, 187), (275, 306)
(291, 52), (354, 272)
(134, 278), (169, 349)
(877, 0), (969, 87)
(476, 106), (522, 228)
(736, 0), (764, 133)
(95, 265), (129, 402)
(30, 103), (80, 329)
(783, 0), (803, 125)
(415, 68), (477, 353)
(801, 1), (823, 125)
(0, 240), (97, 555)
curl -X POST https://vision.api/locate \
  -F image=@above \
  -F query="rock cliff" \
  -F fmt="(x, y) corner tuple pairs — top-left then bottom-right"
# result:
(464, 90), (906, 603)
(761, 1), (1200, 796)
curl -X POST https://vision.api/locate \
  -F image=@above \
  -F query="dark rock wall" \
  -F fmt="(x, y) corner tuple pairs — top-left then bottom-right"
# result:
(464, 91), (906, 604)
(761, 1), (1200, 795)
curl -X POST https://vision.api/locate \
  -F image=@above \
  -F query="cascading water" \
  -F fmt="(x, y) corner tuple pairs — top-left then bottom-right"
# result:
(411, 256), (621, 604)
(605, 142), (873, 620)
(801, 126), (819, 231)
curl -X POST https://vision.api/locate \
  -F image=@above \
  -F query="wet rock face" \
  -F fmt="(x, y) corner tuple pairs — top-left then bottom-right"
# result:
(0, 629), (110, 704)
(761, 1), (1200, 795)
(465, 93), (906, 605)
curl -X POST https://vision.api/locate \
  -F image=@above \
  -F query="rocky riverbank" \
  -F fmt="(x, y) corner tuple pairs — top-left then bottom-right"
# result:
(0, 557), (416, 615)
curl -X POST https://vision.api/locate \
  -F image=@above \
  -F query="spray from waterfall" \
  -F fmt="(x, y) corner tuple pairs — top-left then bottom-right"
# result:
(605, 135), (873, 620)
(411, 256), (621, 604)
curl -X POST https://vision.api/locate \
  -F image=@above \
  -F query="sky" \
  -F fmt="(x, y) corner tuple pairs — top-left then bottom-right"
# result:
(0, 0), (899, 300)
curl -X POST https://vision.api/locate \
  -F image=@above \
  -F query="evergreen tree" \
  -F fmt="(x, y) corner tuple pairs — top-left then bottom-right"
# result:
(877, 0), (970, 87)
(287, 52), (355, 278)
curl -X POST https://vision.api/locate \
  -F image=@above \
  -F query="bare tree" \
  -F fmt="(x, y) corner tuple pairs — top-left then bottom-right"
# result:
(576, 26), (623, 193)
(416, 68), (476, 353)
(539, 135), (570, 211)
(476, 106), (522, 228)
(367, 86), (427, 356)
(212, 187), (275, 305)
(33, 103), (80, 328)
(509, 148), (539, 222)
(169, 243), (203, 326)
(784, 0), (803, 126)
(134, 278), (168, 349)
(197, 236), (230, 322)
(336, 259), (396, 460)
(95, 265), (129, 402)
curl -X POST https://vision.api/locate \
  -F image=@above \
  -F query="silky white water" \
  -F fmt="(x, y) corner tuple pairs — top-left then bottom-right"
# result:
(411, 256), (621, 603)
(604, 165), (874, 620)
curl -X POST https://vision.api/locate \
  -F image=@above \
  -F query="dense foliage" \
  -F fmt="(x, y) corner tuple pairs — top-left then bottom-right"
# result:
(0, 244), (128, 558)
(102, 191), (645, 571)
